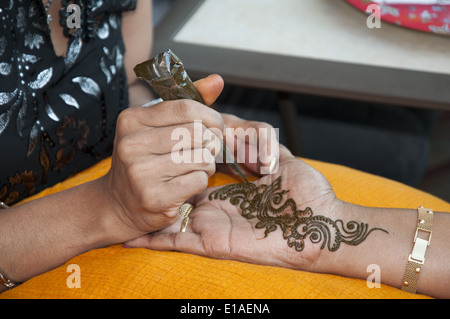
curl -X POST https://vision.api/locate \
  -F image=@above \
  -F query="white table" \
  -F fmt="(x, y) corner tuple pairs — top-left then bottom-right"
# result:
(153, 0), (450, 152)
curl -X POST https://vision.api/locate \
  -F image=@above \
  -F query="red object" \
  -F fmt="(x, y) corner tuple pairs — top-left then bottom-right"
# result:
(345, 0), (450, 35)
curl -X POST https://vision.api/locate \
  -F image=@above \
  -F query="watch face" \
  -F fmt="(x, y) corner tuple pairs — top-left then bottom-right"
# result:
(345, 0), (450, 36)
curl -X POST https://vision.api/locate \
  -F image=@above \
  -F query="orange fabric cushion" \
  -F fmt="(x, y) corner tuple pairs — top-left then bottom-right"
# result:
(2, 157), (448, 299)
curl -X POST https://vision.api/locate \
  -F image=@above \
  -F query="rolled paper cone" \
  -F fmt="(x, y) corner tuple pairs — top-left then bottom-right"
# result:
(134, 49), (204, 103)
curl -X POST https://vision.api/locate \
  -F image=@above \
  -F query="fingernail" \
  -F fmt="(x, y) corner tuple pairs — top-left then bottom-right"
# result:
(269, 156), (279, 174)
(259, 156), (278, 175)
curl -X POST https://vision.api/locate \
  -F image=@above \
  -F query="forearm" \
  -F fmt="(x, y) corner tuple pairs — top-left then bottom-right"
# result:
(316, 203), (450, 298)
(0, 177), (121, 286)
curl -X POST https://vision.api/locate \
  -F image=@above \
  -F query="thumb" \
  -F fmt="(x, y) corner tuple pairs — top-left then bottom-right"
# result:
(194, 74), (224, 106)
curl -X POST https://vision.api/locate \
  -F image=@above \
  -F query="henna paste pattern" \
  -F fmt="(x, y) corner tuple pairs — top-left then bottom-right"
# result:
(209, 177), (388, 252)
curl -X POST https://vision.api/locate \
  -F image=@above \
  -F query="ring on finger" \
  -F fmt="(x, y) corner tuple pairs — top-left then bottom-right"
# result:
(179, 203), (193, 232)
(180, 216), (190, 233)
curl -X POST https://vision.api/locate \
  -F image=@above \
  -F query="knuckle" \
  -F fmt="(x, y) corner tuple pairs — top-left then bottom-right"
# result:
(210, 110), (225, 132)
(116, 108), (139, 134)
(190, 102), (225, 130)
(172, 100), (193, 121)
(169, 100), (224, 133)
(115, 134), (137, 161)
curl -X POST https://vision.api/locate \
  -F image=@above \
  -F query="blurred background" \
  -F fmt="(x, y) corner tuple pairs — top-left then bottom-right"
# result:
(153, 0), (450, 202)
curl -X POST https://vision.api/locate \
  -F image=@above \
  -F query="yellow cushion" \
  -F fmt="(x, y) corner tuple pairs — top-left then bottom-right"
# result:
(2, 157), (448, 299)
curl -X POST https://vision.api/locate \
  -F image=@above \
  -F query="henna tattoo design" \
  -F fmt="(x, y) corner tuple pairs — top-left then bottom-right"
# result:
(208, 177), (388, 252)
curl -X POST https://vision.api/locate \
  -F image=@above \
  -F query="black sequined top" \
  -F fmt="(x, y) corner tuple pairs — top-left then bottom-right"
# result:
(0, 0), (137, 205)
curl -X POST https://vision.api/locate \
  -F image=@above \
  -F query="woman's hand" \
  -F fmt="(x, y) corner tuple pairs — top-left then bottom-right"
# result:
(125, 145), (344, 271)
(101, 75), (226, 241)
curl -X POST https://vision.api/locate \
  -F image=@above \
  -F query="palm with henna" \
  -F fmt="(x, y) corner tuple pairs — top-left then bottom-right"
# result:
(125, 145), (351, 271)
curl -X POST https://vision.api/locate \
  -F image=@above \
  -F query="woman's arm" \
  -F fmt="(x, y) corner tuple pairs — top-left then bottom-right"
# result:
(0, 178), (119, 292)
(0, 1), (156, 292)
(312, 203), (450, 298)
(123, 0), (155, 107)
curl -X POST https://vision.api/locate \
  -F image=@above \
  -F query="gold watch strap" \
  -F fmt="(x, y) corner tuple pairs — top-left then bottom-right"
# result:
(400, 206), (433, 294)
